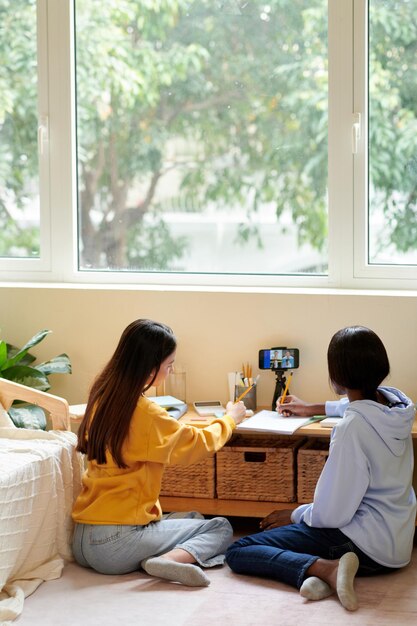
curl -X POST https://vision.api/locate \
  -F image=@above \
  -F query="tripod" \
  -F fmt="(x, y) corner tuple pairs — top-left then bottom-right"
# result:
(271, 369), (289, 410)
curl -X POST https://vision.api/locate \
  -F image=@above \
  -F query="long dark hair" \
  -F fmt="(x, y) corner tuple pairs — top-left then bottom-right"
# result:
(327, 326), (390, 401)
(77, 319), (176, 468)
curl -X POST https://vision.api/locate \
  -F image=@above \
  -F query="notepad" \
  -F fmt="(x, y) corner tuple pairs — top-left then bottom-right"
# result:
(236, 410), (312, 435)
(320, 417), (342, 428)
(148, 396), (188, 420)
(148, 395), (185, 407)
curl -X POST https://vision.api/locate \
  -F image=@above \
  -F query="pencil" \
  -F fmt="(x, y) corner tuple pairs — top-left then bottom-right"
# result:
(280, 372), (293, 404)
(235, 383), (255, 403)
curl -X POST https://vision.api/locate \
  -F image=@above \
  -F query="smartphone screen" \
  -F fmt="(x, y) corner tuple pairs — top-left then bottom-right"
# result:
(258, 348), (299, 370)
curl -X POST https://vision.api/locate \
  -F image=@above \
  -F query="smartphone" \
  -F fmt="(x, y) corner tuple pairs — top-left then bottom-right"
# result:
(258, 347), (299, 370)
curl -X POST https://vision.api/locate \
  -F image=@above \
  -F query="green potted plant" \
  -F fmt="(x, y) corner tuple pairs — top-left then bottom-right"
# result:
(0, 329), (71, 429)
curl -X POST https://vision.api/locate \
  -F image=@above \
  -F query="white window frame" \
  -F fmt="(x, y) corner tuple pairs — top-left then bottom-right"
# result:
(1, 0), (417, 290)
(1, 0), (52, 274)
(353, 0), (417, 288)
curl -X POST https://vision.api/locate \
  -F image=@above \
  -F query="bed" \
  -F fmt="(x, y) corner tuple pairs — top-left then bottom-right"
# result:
(0, 380), (83, 624)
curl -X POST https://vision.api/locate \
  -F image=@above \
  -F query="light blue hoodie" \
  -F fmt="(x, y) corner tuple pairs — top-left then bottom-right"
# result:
(292, 386), (416, 567)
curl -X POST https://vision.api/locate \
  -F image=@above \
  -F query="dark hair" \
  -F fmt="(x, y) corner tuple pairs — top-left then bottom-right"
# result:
(327, 326), (390, 401)
(77, 319), (176, 468)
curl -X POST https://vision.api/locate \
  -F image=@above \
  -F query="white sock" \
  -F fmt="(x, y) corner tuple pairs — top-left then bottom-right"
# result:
(141, 557), (210, 587)
(300, 576), (333, 601)
(336, 552), (359, 611)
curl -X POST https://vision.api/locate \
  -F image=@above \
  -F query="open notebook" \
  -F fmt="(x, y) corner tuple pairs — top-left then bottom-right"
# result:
(236, 410), (313, 435)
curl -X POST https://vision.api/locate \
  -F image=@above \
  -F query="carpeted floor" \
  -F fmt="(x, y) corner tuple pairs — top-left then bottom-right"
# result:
(16, 520), (417, 626)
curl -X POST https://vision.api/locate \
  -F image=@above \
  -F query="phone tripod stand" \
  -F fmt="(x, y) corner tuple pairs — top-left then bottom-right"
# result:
(271, 369), (290, 410)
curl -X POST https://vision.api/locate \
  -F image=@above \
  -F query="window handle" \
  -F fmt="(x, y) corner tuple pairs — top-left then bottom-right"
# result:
(352, 113), (361, 154)
(38, 115), (49, 156)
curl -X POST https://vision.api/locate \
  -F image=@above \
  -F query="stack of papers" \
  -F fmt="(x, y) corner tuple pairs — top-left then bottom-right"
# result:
(236, 410), (313, 435)
(148, 396), (188, 420)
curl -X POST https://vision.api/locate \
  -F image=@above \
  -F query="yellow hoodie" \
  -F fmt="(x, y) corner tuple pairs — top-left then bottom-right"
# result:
(72, 395), (236, 525)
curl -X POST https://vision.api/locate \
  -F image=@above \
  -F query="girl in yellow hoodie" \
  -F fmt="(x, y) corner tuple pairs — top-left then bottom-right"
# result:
(72, 318), (246, 587)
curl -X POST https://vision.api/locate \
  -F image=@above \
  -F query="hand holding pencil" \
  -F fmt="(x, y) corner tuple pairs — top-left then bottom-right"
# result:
(226, 400), (246, 425)
(228, 374), (260, 425)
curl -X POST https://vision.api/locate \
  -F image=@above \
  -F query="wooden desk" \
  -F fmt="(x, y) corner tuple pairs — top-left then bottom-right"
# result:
(162, 410), (331, 517)
(180, 411), (417, 438)
(161, 410), (417, 518)
(70, 404), (417, 518)
(179, 411), (333, 438)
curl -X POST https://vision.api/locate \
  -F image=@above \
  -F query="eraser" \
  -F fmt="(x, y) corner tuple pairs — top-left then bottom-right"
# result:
(245, 409), (254, 417)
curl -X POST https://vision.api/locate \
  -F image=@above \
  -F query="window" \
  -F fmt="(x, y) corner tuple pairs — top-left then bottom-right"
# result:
(1, 0), (417, 288)
(368, 0), (417, 267)
(0, 0), (40, 259)
(75, 0), (328, 276)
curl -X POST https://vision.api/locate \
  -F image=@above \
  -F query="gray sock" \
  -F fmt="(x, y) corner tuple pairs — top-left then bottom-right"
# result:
(336, 552), (359, 611)
(141, 557), (210, 587)
(300, 576), (333, 601)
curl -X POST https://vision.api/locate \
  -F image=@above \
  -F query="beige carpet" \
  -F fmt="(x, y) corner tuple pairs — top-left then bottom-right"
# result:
(17, 528), (417, 626)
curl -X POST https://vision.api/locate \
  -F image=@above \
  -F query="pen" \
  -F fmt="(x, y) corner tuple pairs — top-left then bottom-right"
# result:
(235, 383), (255, 403)
(280, 372), (293, 405)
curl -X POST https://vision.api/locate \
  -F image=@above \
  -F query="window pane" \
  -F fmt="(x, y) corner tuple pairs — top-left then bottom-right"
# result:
(75, 0), (328, 275)
(0, 0), (40, 259)
(368, 0), (417, 265)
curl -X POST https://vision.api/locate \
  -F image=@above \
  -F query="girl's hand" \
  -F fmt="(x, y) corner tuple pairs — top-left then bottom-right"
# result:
(259, 509), (294, 530)
(277, 395), (323, 417)
(226, 401), (246, 425)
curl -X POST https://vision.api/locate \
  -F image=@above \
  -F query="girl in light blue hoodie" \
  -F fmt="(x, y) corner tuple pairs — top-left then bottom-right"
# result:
(226, 326), (416, 612)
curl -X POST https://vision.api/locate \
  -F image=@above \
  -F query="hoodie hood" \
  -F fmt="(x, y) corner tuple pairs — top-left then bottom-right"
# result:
(348, 386), (415, 456)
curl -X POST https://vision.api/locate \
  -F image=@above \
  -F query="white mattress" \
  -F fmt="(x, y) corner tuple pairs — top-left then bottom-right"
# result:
(0, 427), (83, 624)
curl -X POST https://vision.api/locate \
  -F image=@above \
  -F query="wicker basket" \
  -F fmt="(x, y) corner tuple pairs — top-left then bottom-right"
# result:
(216, 436), (303, 502)
(297, 439), (329, 503)
(160, 455), (215, 498)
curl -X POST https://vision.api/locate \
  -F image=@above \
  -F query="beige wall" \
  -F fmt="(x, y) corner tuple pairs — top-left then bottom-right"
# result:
(2, 285), (417, 408)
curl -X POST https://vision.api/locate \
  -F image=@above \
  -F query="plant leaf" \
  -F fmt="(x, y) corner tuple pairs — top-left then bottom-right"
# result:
(20, 329), (52, 352)
(6, 343), (37, 366)
(1, 366), (51, 391)
(0, 341), (7, 368)
(2, 330), (52, 369)
(36, 354), (72, 375)
(8, 404), (47, 430)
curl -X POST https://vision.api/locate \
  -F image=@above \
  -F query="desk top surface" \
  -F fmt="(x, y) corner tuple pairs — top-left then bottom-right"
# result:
(70, 404), (417, 439)
(180, 409), (417, 439)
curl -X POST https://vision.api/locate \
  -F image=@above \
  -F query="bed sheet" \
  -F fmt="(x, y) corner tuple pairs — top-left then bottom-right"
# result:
(0, 428), (83, 624)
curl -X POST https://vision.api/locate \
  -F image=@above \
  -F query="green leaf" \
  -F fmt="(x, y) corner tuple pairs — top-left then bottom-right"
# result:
(2, 331), (51, 369)
(16, 329), (52, 355)
(35, 354), (72, 375)
(0, 341), (7, 368)
(1, 366), (51, 391)
(8, 404), (47, 430)
(5, 343), (36, 366)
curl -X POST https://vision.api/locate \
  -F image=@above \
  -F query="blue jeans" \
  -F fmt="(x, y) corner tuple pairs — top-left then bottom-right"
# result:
(226, 521), (392, 589)
(72, 512), (233, 575)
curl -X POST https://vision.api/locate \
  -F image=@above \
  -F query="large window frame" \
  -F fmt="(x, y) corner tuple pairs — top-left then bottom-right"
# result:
(353, 0), (417, 285)
(1, 0), (416, 290)
(2, 0), (52, 274)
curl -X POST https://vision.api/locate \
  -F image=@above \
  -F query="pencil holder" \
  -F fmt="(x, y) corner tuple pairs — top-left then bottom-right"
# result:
(235, 385), (257, 411)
